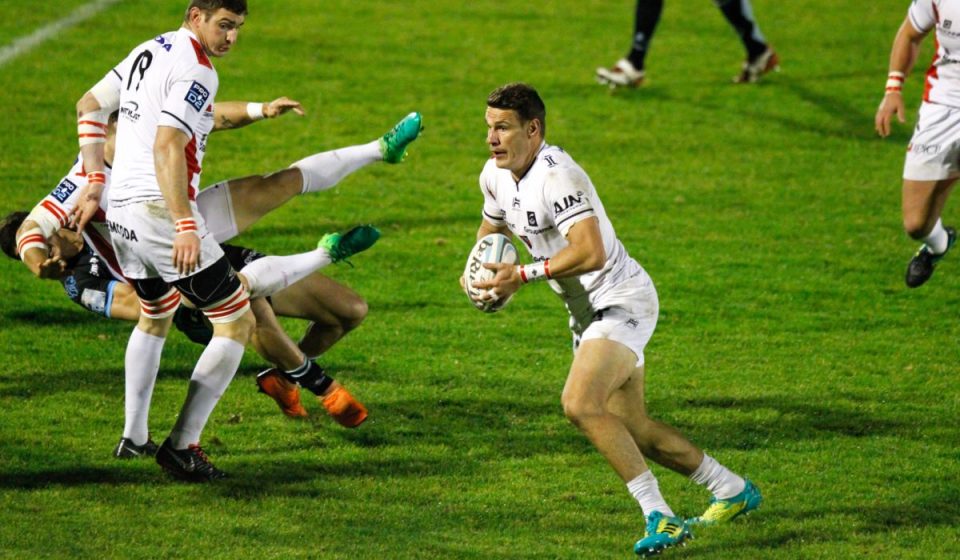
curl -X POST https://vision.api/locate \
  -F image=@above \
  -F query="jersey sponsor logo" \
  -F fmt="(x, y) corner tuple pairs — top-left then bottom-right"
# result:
(523, 224), (554, 235)
(185, 81), (210, 112)
(106, 220), (139, 242)
(553, 192), (585, 215)
(153, 34), (172, 52)
(120, 101), (141, 122)
(527, 211), (538, 226)
(50, 179), (78, 203)
(910, 142), (942, 155)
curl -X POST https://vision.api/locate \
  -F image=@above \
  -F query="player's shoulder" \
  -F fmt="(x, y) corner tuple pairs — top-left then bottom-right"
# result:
(168, 28), (218, 77)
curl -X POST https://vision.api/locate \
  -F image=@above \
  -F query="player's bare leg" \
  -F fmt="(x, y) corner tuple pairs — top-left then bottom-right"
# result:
(563, 339), (691, 555)
(269, 273), (368, 357)
(607, 366), (703, 475)
(902, 178), (957, 287)
(562, 339), (656, 481)
(244, 280), (368, 426)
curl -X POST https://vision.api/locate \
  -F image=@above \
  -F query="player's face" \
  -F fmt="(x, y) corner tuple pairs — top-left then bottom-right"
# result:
(192, 8), (245, 57)
(485, 107), (541, 180)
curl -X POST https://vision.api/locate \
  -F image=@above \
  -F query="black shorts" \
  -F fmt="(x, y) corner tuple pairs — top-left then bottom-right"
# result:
(170, 243), (264, 345)
(60, 248), (118, 318)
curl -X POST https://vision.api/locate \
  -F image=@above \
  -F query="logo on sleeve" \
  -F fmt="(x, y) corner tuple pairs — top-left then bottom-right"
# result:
(553, 192), (585, 216)
(185, 81), (210, 112)
(50, 179), (78, 203)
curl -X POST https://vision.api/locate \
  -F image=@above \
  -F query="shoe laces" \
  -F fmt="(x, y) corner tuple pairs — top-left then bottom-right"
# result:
(187, 444), (212, 465)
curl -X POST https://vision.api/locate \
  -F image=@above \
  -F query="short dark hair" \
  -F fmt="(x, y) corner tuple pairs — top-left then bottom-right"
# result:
(185, 0), (248, 21)
(0, 211), (29, 261)
(487, 83), (546, 137)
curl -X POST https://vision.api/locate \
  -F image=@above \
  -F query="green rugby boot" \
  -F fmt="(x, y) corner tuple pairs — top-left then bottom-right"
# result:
(379, 112), (423, 163)
(319, 225), (381, 265)
(633, 511), (692, 557)
(692, 479), (763, 525)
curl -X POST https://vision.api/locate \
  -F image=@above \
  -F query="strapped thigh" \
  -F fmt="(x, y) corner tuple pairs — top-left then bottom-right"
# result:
(174, 253), (250, 324)
(133, 277), (181, 319)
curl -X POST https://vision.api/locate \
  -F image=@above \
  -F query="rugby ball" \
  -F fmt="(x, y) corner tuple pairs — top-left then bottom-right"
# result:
(463, 233), (519, 313)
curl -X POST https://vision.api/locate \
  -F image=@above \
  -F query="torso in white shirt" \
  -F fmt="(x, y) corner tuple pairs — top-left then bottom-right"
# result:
(910, 0), (960, 107)
(479, 143), (650, 323)
(105, 28), (218, 205)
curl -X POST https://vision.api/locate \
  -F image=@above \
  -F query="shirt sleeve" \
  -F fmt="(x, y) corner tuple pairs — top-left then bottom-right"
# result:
(29, 168), (87, 236)
(158, 65), (218, 137)
(480, 163), (506, 226)
(544, 167), (596, 237)
(908, 0), (937, 34)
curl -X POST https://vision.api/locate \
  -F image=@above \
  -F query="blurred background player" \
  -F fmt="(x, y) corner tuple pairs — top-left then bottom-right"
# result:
(596, 0), (778, 88)
(5, 98), (421, 457)
(875, 0), (959, 288)
(468, 83), (761, 556)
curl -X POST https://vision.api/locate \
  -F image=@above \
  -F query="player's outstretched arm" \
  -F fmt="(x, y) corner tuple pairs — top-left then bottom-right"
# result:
(876, 17), (928, 138)
(212, 97), (305, 131)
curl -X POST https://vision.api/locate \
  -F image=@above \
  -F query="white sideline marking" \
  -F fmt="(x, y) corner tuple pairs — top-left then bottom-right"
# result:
(0, 0), (124, 68)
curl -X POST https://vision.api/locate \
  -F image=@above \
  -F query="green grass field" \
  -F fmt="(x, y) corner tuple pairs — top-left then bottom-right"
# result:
(1, 1), (959, 558)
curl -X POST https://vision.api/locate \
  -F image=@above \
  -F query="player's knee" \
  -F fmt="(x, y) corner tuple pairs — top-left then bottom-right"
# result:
(342, 297), (368, 330)
(561, 391), (604, 427)
(213, 308), (256, 344)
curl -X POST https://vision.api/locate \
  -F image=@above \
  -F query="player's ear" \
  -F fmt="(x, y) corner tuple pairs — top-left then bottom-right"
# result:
(528, 118), (540, 137)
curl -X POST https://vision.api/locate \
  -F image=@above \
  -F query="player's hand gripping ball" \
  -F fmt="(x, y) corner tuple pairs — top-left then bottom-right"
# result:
(463, 233), (518, 313)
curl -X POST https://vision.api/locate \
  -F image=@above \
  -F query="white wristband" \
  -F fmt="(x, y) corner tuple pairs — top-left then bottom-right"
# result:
(518, 259), (551, 284)
(246, 102), (265, 121)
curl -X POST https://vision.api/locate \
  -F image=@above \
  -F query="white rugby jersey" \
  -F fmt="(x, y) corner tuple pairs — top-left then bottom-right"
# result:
(30, 157), (126, 282)
(479, 143), (651, 322)
(91, 28), (218, 205)
(910, 0), (960, 107)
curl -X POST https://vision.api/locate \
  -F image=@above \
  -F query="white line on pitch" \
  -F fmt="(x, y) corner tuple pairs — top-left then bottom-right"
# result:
(0, 0), (124, 68)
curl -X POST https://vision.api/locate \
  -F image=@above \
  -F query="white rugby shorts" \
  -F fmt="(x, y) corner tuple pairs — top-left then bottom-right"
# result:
(904, 102), (960, 181)
(106, 200), (225, 282)
(570, 279), (658, 367)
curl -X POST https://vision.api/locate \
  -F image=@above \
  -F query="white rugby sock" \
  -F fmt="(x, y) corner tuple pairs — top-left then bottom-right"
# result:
(168, 337), (245, 449)
(122, 328), (165, 445)
(627, 470), (675, 518)
(291, 141), (382, 194)
(689, 453), (746, 500)
(924, 219), (949, 254)
(239, 249), (333, 299)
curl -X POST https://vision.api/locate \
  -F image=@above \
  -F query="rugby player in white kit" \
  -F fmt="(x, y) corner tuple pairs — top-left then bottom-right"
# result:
(69, 0), (284, 482)
(876, 0), (960, 287)
(469, 83), (761, 556)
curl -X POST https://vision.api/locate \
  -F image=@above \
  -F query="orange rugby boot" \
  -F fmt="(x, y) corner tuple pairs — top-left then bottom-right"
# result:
(321, 382), (368, 428)
(256, 368), (309, 418)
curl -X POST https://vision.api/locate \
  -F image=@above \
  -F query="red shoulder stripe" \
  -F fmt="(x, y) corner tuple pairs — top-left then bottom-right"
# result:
(190, 38), (212, 69)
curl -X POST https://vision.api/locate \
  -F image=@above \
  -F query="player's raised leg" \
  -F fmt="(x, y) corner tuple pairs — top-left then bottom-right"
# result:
(198, 112), (422, 243)
(903, 178), (957, 287)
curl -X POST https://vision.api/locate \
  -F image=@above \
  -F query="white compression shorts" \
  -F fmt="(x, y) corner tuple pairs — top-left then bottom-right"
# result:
(904, 101), (960, 181)
(570, 277), (659, 367)
(106, 199), (225, 282)
(195, 180), (238, 243)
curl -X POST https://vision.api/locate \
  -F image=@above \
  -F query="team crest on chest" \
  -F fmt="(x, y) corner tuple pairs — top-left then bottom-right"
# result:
(527, 211), (538, 226)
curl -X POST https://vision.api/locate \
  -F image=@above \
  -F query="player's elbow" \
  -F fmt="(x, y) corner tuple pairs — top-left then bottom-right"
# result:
(582, 247), (606, 272)
(76, 92), (100, 117)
